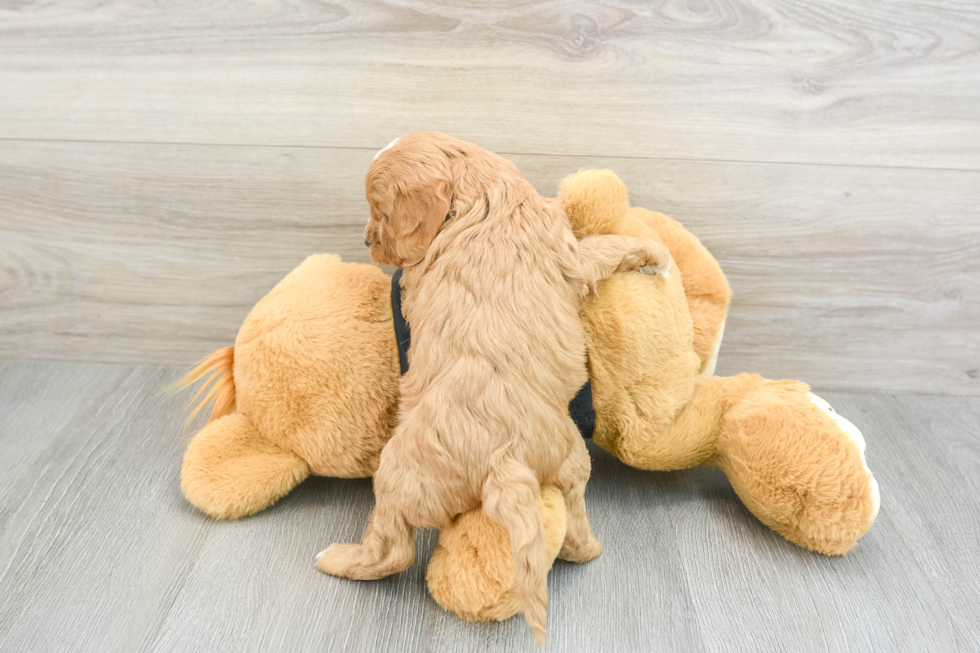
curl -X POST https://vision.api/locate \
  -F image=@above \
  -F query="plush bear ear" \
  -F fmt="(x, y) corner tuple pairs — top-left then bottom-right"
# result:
(559, 169), (630, 238)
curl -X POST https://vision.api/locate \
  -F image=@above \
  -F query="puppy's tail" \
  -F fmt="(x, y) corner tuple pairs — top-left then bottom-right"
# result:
(169, 346), (236, 432)
(482, 457), (549, 644)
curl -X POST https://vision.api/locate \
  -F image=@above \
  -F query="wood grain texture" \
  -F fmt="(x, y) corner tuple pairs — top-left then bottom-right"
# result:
(1, 0), (979, 169)
(0, 361), (978, 652)
(1, 140), (978, 393)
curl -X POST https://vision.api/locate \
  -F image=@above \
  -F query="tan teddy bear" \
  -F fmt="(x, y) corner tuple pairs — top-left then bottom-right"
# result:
(177, 170), (879, 622)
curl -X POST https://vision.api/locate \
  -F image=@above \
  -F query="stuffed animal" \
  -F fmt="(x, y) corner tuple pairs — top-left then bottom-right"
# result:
(177, 170), (879, 622)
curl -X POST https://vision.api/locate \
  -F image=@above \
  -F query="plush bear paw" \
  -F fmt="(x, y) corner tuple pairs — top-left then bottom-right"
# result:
(715, 379), (882, 556)
(808, 393), (881, 524)
(426, 487), (567, 622)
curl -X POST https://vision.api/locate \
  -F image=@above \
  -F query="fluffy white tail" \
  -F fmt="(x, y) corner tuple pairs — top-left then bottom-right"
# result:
(482, 458), (549, 643)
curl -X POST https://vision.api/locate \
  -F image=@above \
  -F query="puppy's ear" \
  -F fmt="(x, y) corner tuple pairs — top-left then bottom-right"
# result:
(390, 180), (452, 265)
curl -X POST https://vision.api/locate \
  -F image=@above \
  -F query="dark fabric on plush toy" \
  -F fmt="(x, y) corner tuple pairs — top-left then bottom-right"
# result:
(567, 381), (595, 440)
(391, 269), (594, 439)
(392, 269), (412, 377)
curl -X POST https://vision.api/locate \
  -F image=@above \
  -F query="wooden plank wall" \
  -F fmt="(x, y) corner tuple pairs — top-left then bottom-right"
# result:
(1, 1), (978, 394)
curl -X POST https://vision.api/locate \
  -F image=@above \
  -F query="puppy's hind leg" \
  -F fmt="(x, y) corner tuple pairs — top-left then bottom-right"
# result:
(577, 234), (671, 290)
(482, 458), (549, 643)
(316, 501), (416, 580)
(556, 433), (602, 564)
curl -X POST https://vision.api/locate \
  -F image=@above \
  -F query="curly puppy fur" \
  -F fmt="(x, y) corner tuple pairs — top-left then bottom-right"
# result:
(316, 132), (668, 642)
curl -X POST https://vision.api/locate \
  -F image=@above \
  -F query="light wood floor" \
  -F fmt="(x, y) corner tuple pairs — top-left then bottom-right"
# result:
(0, 360), (977, 652)
(2, 2), (979, 652)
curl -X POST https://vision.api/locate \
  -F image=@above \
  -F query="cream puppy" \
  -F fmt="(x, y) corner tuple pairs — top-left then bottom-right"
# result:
(317, 132), (668, 642)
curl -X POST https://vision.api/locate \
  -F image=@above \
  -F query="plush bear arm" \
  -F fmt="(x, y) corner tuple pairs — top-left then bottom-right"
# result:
(557, 168), (730, 374)
(625, 208), (730, 374)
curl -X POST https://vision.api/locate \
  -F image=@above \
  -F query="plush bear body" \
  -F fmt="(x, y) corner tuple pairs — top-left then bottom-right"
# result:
(180, 256), (398, 519)
(178, 170), (879, 621)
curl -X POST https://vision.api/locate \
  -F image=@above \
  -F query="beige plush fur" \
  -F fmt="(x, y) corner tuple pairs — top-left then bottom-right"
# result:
(563, 170), (877, 557)
(422, 172), (877, 621)
(315, 133), (667, 642)
(426, 486), (567, 622)
(176, 167), (878, 628)
(558, 169), (731, 374)
(179, 255), (399, 519)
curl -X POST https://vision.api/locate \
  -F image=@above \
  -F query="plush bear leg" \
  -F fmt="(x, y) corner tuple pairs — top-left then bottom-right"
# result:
(708, 375), (881, 555)
(425, 487), (567, 622)
(605, 370), (879, 556)
(594, 348), (722, 472)
(181, 413), (310, 520)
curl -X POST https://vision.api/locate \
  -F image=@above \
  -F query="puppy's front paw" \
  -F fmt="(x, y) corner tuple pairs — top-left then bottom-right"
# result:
(617, 238), (670, 276)
(634, 239), (671, 278)
(639, 262), (670, 277)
